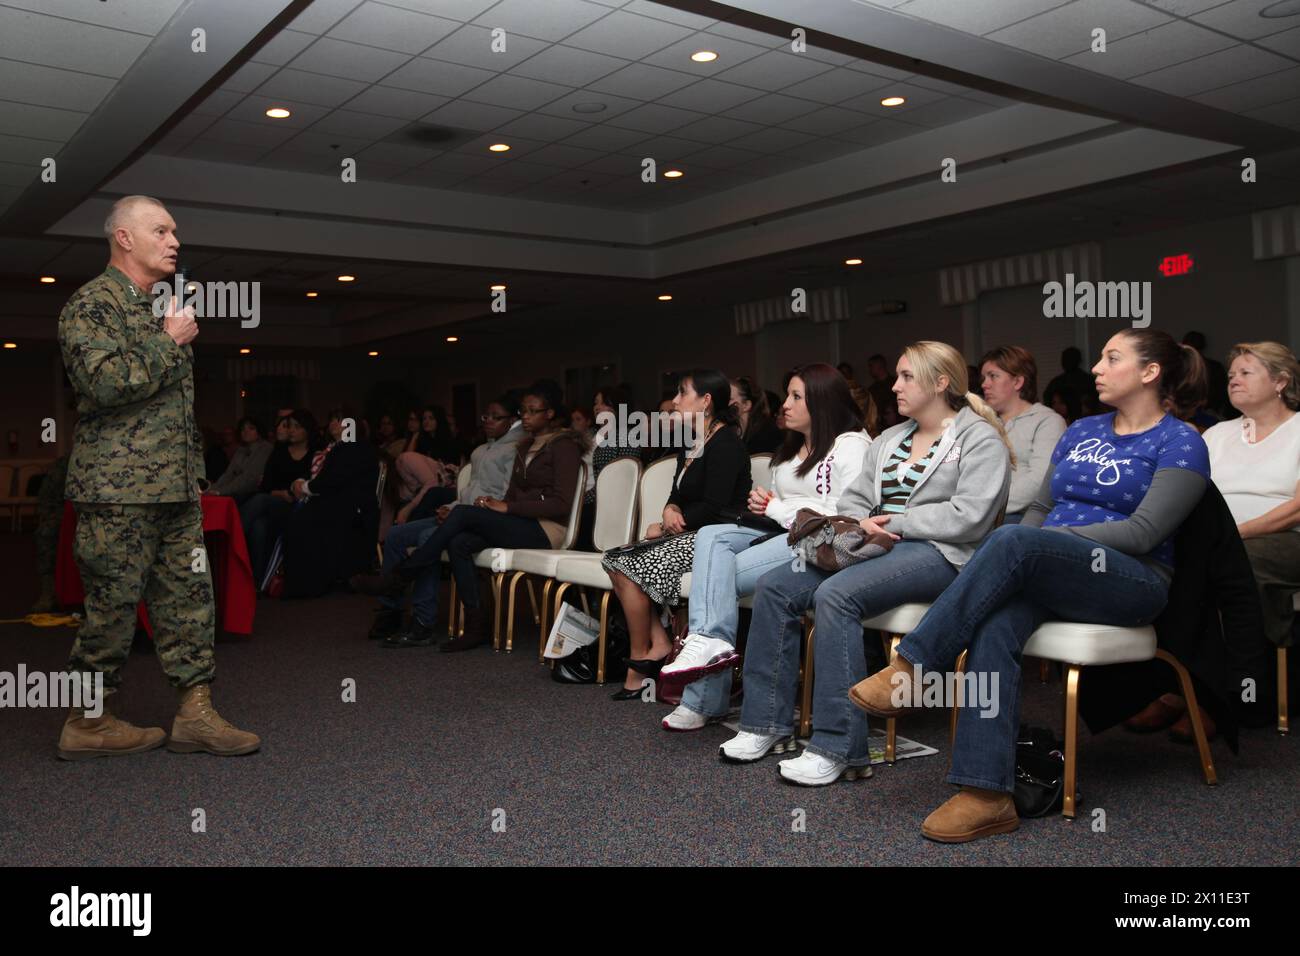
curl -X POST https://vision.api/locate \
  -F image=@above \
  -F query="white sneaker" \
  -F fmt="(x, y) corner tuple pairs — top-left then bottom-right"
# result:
(661, 704), (715, 732)
(661, 634), (739, 683)
(719, 730), (786, 763)
(778, 750), (872, 786)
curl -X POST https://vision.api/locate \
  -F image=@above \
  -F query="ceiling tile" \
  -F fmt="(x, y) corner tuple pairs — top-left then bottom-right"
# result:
(588, 62), (700, 99)
(654, 77), (765, 112)
(0, 101), (86, 142)
(621, 0), (718, 29)
(0, 60), (114, 111)
(384, 56), (496, 96)
(1192, 66), (1300, 111)
(536, 88), (643, 120)
(471, 0), (613, 42)
(1140, 1), (1230, 15)
(727, 126), (816, 154)
(289, 37), (411, 82)
(605, 102), (705, 133)
(727, 92), (827, 125)
(462, 73), (572, 110)
(460, 159), (559, 184)
(286, 0), (365, 36)
(0, 0), (184, 34)
(0, 7), (151, 77)
(701, 20), (786, 48)
(177, 140), (272, 165)
(328, 1), (459, 54)
(191, 88), (244, 117)
(1246, 97), (1300, 130)
(0, 132), (62, 165)
(509, 45), (627, 86)
(152, 114), (214, 154)
(1061, 20), (1235, 78)
(309, 109), (410, 138)
(1257, 25), (1300, 58)
(421, 99), (522, 131)
(493, 113), (591, 141)
(1131, 44), (1293, 96)
(638, 33), (768, 75)
(423, 23), (550, 69)
(896, 0), (1074, 36)
(714, 49), (835, 92)
(564, 10), (695, 59)
(732, 152), (806, 177)
(277, 128), (375, 156)
(223, 96), (333, 128)
(669, 114), (765, 144)
(782, 104), (874, 136)
(250, 29), (317, 66)
(355, 141), (441, 168)
(886, 96), (998, 127)
(452, 131), (549, 160)
(377, 0), (499, 19)
(985, 0), (1171, 59)
(799, 46), (861, 68)
(836, 117), (924, 146)
(838, 81), (947, 115)
(197, 117), (301, 149)
(782, 67), (896, 105)
(341, 84), (451, 119)
(557, 123), (651, 150)
(221, 61), (278, 94)
(778, 138), (866, 164)
(524, 142), (608, 168)
(257, 69), (370, 108)
(1191, 0), (1299, 40)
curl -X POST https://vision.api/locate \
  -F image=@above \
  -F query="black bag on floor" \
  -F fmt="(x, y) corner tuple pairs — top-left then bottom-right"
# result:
(1013, 724), (1077, 818)
(551, 607), (630, 684)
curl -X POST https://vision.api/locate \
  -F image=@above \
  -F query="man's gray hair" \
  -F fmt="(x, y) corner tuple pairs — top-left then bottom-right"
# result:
(103, 195), (166, 245)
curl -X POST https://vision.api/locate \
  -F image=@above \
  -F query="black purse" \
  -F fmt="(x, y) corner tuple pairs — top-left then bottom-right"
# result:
(551, 608), (630, 685)
(1013, 724), (1078, 818)
(718, 508), (784, 543)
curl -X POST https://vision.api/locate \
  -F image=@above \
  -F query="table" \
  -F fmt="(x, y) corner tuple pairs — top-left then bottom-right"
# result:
(55, 496), (256, 635)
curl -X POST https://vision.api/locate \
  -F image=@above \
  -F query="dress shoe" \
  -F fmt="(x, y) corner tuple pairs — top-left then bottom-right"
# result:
(1169, 706), (1216, 744)
(367, 606), (404, 641)
(439, 606), (492, 652)
(1123, 696), (1185, 733)
(57, 694), (166, 761)
(610, 686), (646, 700)
(623, 656), (666, 678)
(381, 617), (438, 648)
(168, 684), (260, 756)
(921, 787), (1020, 844)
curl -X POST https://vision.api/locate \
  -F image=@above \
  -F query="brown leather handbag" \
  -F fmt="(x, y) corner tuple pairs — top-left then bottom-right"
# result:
(786, 508), (895, 572)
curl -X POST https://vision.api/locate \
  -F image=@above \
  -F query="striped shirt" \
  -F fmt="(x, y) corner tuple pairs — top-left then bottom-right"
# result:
(879, 424), (940, 514)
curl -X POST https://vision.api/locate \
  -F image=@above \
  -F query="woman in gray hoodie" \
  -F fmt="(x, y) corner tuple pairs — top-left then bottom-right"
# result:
(719, 341), (1013, 785)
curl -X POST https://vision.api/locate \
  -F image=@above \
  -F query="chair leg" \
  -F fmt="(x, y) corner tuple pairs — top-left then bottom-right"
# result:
(885, 634), (901, 764)
(1062, 664), (1081, 819)
(798, 620), (815, 738)
(1278, 647), (1289, 736)
(534, 578), (554, 657)
(580, 591), (591, 616)
(448, 576), (458, 635)
(548, 582), (572, 661)
(505, 571), (525, 657)
(596, 591), (610, 684)
(491, 573), (504, 651)
(526, 579), (540, 626)
(1039, 658), (1050, 683)
(1155, 649), (1218, 786)
(949, 649), (968, 753)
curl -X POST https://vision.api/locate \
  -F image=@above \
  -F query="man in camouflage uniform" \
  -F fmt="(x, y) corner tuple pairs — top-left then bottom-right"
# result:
(56, 195), (259, 760)
(29, 452), (68, 613)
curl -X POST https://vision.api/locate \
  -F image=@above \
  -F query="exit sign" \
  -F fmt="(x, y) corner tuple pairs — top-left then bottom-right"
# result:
(1158, 253), (1195, 277)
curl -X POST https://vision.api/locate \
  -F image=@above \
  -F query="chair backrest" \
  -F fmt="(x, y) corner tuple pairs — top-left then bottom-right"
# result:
(637, 455), (678, 539)
(557, 463), (588, 550)
(749, 453), (773, 491)
(374, 460), (387, 507)
(592, 457), (642, 551)
(0, 465), (13, 498)
(456, 462), (473, 497)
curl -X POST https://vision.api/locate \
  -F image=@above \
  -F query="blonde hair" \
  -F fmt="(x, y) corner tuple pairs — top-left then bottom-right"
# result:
(902, 340), (1016, 467)
(1227, 341), (1300, 411)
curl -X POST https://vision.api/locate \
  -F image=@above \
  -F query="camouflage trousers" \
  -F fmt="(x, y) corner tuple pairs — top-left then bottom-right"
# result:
(67, 501), (215, 690)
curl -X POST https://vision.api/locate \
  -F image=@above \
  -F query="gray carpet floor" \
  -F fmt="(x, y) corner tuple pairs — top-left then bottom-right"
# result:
(1, 532), (1296, 866)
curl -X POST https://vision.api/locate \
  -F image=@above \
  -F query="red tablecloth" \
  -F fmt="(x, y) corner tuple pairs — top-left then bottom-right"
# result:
(55, 496), (256, 635)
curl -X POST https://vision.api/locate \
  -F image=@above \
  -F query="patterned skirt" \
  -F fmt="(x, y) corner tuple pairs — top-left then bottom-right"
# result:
(600, 531), (697, 609)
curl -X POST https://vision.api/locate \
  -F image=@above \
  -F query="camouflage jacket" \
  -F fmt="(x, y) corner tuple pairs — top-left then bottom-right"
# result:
(58, 265), (203, 503)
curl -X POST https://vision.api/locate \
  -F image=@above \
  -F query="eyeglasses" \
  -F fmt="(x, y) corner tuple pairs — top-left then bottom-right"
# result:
(518, 406), (547, 416)
(480, 413), (511, 422)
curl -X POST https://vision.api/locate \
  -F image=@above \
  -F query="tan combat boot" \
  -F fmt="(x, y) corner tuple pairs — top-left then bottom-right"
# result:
(57, 693), (166, 761)
(168, 684), (261, 756)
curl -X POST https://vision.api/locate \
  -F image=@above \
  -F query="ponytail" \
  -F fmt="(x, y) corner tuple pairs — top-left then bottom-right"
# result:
(1121, 330), (1207, 419)
(960, 391), (1017, 469)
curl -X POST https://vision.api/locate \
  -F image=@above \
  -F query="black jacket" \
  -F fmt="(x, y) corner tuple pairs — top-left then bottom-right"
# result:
(1079, 481), (1267, 752)
(666, 427), (751, 531)
(284, 441), (380, 598)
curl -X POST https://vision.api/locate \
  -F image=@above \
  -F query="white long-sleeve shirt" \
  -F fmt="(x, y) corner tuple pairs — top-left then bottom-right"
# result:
(763, 430), (873, 528)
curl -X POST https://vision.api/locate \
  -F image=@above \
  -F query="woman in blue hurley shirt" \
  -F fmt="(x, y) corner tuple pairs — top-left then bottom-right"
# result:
(850, 329), (1211, 844)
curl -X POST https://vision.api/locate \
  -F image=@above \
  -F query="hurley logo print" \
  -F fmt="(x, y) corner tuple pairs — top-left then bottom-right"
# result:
(1063, 438), (1132, 486)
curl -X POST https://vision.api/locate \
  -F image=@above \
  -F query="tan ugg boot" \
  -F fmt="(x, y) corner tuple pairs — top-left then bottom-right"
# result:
(57, 693), (166, 761)
(848, 656), (923, 718)
(168, 684), (260, 756)
(921, 787), (1020, 843)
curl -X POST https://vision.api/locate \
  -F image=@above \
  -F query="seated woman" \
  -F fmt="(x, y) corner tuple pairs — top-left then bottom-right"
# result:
(394, 405), (460, 504)
(282, 408), (380, 598)
(355, 382), (587, 651)
(575, 384), (642, 551)
(239, 410), (315, 585)
(849, 329), (1209, 843)
(979, 345), (1067, 523)
(602, 369), (751, 700)
(732, 377), (783, 453)
(205, 416), (273, 504)
(718, 341), (1013, 785)
(1129, 341), (1300, 736)
(658, 363), (872, 730)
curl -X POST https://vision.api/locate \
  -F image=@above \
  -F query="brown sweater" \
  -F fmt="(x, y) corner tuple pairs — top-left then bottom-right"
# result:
(504, 428), (587, 547)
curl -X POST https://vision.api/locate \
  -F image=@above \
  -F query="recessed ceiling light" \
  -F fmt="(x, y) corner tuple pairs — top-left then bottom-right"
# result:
(265, 107), (291, 119)
(1261, 0), (1300, 16)
(664, 169), (684, 178)
(39, 276), (55, 283)
(881, 96), (906, 107)
(239, 348), (251, 355)
(488, 143), (510, 152)
(368, 350), (379, 357)
(691, 50), (718, 62)
(337, 275), (355, 282)
(657, 294), (673, 301)
(446, 336), (459, 343)
(572, 102), (607, 114)
(305, 291), (318, 298)
(844, 258), (863, 266)
(3, 342), (16, 349)
(490, 283), (506, 291)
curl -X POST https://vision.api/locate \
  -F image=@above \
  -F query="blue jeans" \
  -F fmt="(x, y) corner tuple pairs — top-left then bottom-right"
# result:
(681, 525), (799, 717)
(739, 542), (959, 765)
(895, 524), (1169, 793)
(380, 517), (440, 611)
(239, 492), (292, 584)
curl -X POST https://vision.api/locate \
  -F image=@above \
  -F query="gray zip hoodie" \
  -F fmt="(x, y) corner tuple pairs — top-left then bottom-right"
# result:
(834, 406), (1011, 567)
